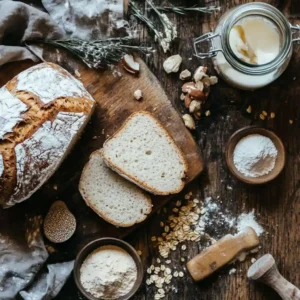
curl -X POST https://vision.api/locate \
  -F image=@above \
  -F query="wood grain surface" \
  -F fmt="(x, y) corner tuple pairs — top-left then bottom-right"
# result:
(4, 0), (300, 299)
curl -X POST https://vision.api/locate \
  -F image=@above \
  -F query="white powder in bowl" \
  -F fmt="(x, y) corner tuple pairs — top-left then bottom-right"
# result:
(233, 134), (278, 177)
(80, 245), (137, 299)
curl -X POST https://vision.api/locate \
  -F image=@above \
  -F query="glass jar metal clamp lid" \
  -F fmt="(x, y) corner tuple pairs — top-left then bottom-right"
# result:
(193, 2), (300, 90)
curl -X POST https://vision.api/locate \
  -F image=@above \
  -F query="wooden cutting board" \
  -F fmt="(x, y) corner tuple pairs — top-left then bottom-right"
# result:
(0, 47), (203, 258)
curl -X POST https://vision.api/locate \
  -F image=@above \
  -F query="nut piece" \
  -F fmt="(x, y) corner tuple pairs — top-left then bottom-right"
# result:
(133, 89), (143, 100)
(182, 82), (196, 93)
(189, 100), (201, 113)
(209, 76), (218, 85)
(189, 89), (206, 101)
(122, 54), (140, 74)
(184, 94), (192, 108)
(180, 69), (191, 80)
(195, 81), (204, 91)
(163, 54), (183, 74)
(193, 66), (208, 82)
(182, 114), (196, 130)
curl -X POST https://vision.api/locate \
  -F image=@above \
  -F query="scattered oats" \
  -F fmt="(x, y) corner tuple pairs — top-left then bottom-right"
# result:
(160, 265), (166, 271)
(53, 184), (58, 190)
(158, 288), (165, 294)
(137, 250), (142, 256)
(246, 105), (252, 113)
(251, 258), (257, 264)
(176, 200), (181, 207)
(157, 258), (161, 264)
(181, 257), (185, 262)
(150, 265), (155, 270)
(154, 294), (161, 300)
(205, 110), (211, 116)
(158, 237), (163, 242)
(147, 268), (152, 274)
(165, 268), (172, 275)
(259, 113), (265, 120)
(289, 119), (294, 124)
(92, 136), (97, 140)
(181, 245), (187, 250)
(146, 279), (152, 285)
(164, 226), (170, 233)
(270, 112), (275, 119)
(160, 222), (164, 227)
(262, 111), (268, 116)
(166, 260), (171, 264)
(151, 236), (157, 242)
(172, 208), (179, 213)
(173, 271), (179, 277)
(178, 271), (184, 278)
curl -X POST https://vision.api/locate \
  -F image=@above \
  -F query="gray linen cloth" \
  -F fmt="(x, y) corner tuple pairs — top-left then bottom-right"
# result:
(41, 0), (127, 39)
(0, 210), (74, 300)
(0, 0), (64, 67)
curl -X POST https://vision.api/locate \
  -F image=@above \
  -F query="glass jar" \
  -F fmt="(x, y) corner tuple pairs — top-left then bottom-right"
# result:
(193, 2), (300, 90)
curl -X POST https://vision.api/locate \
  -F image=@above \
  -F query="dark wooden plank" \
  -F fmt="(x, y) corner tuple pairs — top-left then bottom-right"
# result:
(58, 0), (299, 299)
(3, 0), (300, 299)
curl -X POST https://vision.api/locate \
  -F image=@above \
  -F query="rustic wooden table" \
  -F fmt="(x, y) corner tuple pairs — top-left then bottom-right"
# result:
(22, 0), (299, 299)
(125, 1), (300, 299)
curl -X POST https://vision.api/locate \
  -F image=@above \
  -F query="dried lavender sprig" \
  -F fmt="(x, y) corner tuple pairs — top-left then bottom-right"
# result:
(129, 2), (162, 41)
(155, 6), (221, 15)
(40, 38), (152, 69)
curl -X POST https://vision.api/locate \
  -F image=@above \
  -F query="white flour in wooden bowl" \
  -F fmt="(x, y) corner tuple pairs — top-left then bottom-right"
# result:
(80, 245), (137, 299)
(233, 134), (278, 177)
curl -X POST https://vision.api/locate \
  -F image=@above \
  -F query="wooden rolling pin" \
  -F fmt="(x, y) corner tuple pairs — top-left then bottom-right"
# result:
(187, 226), (259, 281)
(248, 254), (300, 300)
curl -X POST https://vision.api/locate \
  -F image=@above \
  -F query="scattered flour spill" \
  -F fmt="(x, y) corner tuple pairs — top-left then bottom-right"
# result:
(236, 210), (264, 236)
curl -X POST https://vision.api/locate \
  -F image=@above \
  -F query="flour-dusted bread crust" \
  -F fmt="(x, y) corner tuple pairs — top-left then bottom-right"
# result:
(0, 63), (95, 207)
(102, 111), (188, 195)
(79, 150), (152, 227)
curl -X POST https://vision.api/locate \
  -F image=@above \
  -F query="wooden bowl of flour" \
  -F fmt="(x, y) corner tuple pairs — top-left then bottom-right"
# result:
(225, 126), (285, 184)
(74, 237), (143, 300)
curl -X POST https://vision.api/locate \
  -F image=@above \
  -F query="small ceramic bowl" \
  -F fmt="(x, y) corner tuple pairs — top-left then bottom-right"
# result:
(74, 237), (144, 300)
(225, 126), (285, 184)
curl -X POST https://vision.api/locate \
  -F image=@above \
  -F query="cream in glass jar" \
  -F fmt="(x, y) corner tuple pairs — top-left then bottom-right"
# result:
(193, 3), (300, 90)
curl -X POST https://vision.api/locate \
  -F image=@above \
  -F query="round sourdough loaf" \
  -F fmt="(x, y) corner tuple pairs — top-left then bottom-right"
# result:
(0, 63), (95, 207)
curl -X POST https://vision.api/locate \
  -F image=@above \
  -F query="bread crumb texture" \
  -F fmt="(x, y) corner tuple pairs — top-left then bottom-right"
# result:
(102, 112), (187, 195)
(79, 150), (152, 227)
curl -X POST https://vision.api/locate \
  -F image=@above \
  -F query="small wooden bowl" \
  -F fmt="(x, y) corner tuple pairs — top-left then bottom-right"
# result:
(225, 126), (285, 184)
(74, 237), (143, 300)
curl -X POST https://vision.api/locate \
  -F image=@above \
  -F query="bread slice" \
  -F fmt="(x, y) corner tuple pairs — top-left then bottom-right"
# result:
(79, 150), (152, 227)
(101, 111), (188, 195)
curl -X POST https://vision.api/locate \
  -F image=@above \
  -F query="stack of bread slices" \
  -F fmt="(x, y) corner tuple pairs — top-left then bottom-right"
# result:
(79, 111), (188, 227)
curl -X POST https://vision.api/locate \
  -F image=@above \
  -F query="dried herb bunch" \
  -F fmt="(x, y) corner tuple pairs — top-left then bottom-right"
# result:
(130, 0), (177, 53)
(42, 38), (152, 68)
(155, 5), (221, 15)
